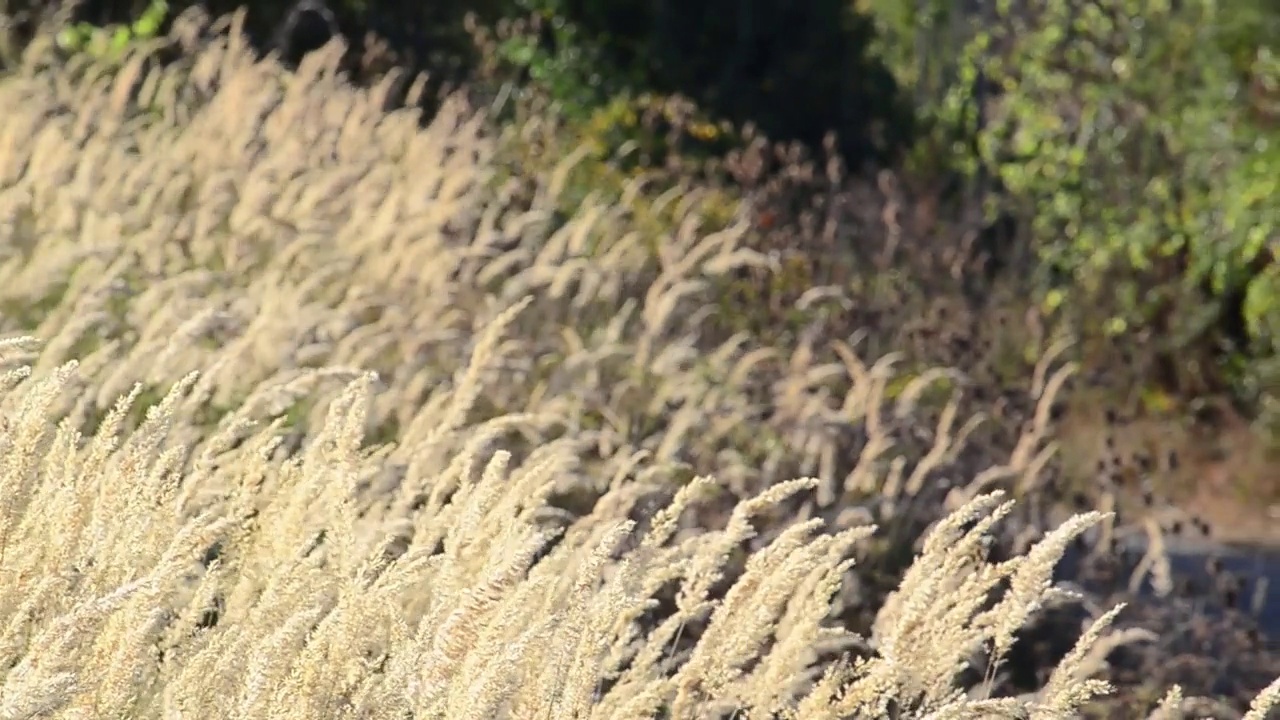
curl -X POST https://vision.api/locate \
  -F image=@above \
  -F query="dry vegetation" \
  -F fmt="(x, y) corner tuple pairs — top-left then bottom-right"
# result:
(0, 8), (1277, 719)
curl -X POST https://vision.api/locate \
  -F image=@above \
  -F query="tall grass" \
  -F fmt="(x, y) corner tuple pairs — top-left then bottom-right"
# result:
(0, 8), (1276, 719)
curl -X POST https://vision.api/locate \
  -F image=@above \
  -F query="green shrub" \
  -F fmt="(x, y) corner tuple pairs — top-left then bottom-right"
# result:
(862, 0), (1280, 434)
(54, 0), (169, 62)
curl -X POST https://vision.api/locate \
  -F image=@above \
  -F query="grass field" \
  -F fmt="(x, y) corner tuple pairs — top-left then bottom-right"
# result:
(0, 10), (1278, 719)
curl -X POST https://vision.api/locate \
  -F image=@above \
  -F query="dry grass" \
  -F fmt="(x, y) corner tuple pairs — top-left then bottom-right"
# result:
(0, 8), (1276, 719)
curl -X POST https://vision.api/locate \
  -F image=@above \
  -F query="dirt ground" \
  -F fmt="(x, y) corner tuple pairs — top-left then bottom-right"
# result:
(1048, 396), (1280, 648)
(1056, 393), (1280, 548)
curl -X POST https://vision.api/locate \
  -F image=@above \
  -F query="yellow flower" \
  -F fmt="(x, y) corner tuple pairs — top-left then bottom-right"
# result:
(688, 122), (719, 141)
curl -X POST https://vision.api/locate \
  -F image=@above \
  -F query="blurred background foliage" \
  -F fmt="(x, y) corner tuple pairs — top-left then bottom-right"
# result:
(2, 0), (1279, 439)
(867, 0), (1280, 436)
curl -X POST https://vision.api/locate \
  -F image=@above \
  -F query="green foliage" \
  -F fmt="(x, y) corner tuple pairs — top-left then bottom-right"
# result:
(988, 0), (1279, 399)
(487, 0), (627, 120)
(854, 0), (984, 177)
(55, 0), (169, 62)
(864, 0), (1280, 428)
(1216, 0), (1280, 79)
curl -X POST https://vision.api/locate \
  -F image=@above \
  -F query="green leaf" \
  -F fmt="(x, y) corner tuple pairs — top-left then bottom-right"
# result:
(133, 15), (162, 39)
(111, 26), (132, 51)
(56, 27), (83, 51)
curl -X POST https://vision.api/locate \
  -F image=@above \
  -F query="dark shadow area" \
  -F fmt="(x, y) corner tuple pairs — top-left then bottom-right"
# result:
(553, 0), (920, 169)
(16, 0), (496, 84)
(10, 0), (921, 171)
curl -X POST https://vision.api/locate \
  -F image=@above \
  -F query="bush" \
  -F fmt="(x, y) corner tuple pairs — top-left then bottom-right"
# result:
(862, 0), (1280, 440)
